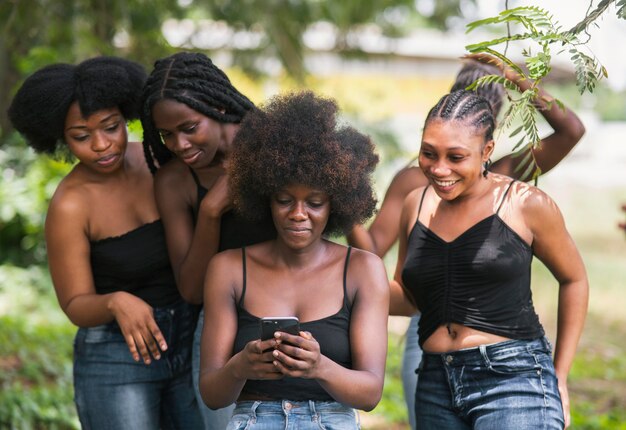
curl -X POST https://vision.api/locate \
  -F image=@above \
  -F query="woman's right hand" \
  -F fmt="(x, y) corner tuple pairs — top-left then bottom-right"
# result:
(108, 291), (167, 365)
(235, 338), (284, 380)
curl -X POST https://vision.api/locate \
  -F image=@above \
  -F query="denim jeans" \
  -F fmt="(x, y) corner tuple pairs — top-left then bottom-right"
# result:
(401, 314), (422, 429)
(193, 308), (235, 429)
(74, 298), (203, 430)
(227, 400), (360, 430)
(415, 337), (564, 430)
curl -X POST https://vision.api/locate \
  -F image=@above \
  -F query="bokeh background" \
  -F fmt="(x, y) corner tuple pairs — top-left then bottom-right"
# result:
(1, 1), (625, 428)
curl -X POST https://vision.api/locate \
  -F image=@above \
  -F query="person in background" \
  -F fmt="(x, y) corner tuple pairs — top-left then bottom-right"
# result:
(390, 89), (588, 429)
(199, 91), (389, 430)
(348, 53), (585, 429)
(140, 51), (276, 429)
(8, 56), (202, 429)
(619, 204), (626, 233)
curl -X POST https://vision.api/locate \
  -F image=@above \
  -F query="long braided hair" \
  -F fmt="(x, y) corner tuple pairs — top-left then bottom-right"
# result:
(426, 89), (496, 143)
(451, 60), (505, 119)
(140, 52), (255, 174)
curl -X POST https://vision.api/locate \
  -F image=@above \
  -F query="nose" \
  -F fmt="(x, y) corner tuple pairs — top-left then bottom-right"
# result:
(288, 201), (308, 221)
(91, 132), (112, 152)
(172, 134), (192, 152)
(430, 159), (451, 177)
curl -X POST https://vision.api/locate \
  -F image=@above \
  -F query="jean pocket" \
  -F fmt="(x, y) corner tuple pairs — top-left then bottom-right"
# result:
(486, 351), (542, 376)
(317, 411), (358, 430)
(81, 324), (122, 343)
(226, 413), (253, 430)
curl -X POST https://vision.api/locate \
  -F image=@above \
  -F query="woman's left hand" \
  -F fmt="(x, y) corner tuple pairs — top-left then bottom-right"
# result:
(558, 378), (571, 428)
(270, 331), (323, 379)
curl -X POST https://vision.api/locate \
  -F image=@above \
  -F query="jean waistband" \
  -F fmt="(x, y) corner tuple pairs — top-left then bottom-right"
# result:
(421, 337), (552, 368)
(234, 400), (354, 416)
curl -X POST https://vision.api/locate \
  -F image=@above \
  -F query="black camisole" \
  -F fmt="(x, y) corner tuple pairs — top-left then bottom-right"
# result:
(233, 247), (354, 401)
(90, 220), (181, 308)
(401, 181), (544, 348)
(189, 168), (276, 251)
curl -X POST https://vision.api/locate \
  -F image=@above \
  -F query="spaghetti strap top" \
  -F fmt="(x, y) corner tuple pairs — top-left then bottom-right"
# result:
(188, 167), (276, 251)
(233, 246), (353, 401)
(402, 180), (544, 347)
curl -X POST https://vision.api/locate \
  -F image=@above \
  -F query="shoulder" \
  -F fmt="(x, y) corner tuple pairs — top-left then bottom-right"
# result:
(207, 247), (244, 276)
(154, 159), (194, 197)
(503, 179), (562, 230)
(347, 247), (388, 287)
(46, 176), (89, 234)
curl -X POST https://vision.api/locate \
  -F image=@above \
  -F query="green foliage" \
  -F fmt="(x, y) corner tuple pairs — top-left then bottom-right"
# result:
(464, 1), (624, 180)
(0, 316), (77, 429)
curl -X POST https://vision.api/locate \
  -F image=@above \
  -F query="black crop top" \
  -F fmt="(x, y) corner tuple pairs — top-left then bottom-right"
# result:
(401, 181), (544, 348)
(233, 247), (353, 401)
(90, 220), (181, 308)
(189, 168), (276, 251)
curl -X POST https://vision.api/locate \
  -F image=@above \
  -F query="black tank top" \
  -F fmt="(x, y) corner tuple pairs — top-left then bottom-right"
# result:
(189, 168), (276, 251)
(90, 220), (181, 307)
(401, 181), (544, 347)
(233, 247), (353, 401)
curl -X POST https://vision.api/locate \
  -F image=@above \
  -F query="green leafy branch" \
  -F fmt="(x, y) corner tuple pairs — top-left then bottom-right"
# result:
(464, 1), (624, 180)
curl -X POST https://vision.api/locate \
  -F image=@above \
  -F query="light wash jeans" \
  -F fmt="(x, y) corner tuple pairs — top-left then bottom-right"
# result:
(193, 308), (236, 429)
(227, 400), (360, 430)
(401, 314), (422, 429)
(74, 298), (203, 430)
(415, 337), (564, 429)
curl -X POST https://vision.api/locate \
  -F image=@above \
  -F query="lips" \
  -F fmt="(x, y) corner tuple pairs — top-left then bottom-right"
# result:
(180, 150), (202, 165)
(96, 154), (119, 167)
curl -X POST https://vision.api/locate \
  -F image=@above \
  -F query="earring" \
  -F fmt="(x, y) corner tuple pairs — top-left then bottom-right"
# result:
(483, 159), (492, 178)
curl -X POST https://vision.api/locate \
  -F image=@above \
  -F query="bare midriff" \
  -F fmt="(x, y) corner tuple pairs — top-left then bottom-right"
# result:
(422, 323), (511, 353)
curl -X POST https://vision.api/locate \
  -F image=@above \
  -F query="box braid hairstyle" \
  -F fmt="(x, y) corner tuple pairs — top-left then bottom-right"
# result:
(8, 56), (146, 155)
(451, 60), (505, 119)
(228, 91), (379, 236)
(426, 89), (496, 145)
(140, 52), (255, 174)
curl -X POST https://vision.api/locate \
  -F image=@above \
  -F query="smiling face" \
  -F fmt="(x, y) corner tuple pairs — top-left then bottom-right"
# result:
(418, 119), (494, 201)
(270, 184), (331, 251)
(151, 98), (227, 168)
(64, 102), (127, 173)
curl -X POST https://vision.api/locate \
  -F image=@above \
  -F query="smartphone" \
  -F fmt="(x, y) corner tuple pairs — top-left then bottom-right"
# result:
(260, 316), (300, 341)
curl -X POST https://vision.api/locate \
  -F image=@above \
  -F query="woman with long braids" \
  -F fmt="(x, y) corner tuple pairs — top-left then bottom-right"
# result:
(8, 56), (202, 429)
(348, 53), (585, 429)
(140, 51), (275, 429)
(390, 89), (588, 429)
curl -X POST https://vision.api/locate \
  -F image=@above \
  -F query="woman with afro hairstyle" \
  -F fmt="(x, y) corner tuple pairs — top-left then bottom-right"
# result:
(347, 53), (586, 429)
(198, 91), (389, 429)
(389, 89), (587, 429)
(8, 56), (202, 429)
(140, 51), (276, 429)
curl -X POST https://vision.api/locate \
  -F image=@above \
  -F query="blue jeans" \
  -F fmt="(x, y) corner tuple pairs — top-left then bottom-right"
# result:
(193, 308), (235, 429)
(73, 298), (203, 430)
(415, 337), (564, 430)
(401, 314), (422, 429)
(227, 400), (360, 430)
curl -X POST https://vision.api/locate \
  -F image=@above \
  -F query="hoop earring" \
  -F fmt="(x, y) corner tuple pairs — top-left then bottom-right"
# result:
(483, 159), (492, 178)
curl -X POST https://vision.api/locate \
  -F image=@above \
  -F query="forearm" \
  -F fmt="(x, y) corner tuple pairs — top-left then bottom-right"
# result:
(177, 216), (222, 304)
(553, 280), (588, 380)
(315, 356), (383, 411)
(199, 354), (248, 409)
(63, 292), (123, 327)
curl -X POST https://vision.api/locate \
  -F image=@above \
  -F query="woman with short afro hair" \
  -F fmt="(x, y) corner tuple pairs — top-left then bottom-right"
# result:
(8, 56), (202, 429)
(198, 91), (390, 429)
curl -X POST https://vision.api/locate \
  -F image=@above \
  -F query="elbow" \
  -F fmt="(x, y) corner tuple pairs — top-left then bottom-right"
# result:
(200, 389), (232, 410)
(569, 118), (586, 145)
(179, 288), (203, 305)
(359, 389), (383, 412)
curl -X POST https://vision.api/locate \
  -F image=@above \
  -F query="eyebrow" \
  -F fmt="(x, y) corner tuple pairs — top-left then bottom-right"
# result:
(66, 113), (121, 131)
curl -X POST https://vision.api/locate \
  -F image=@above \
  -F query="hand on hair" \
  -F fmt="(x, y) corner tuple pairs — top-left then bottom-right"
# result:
(462, 53), (522, 83)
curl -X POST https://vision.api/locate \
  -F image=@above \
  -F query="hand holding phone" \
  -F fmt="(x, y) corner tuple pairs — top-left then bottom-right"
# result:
(260, 316), (300, 341)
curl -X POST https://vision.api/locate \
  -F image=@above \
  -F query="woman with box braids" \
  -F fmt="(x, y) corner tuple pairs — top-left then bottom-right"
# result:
(389, 89), (588, 429)
(140, 51), (275, 430)
(8, 56), (202, 429)
(347, 53), (585, 429)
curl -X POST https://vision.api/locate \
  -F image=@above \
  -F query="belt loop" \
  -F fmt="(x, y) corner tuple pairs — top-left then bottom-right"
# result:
(309, 400), (319, 422)
(250, 400), (261, 422)
(479, 344), (491, 367)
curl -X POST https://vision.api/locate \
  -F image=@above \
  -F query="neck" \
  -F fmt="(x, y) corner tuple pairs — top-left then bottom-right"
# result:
(271, 238), (329, 270)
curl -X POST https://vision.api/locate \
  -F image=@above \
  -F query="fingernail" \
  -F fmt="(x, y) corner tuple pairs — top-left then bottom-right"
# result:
(273, 350), (279, 357)
(155, 354), (161, 360)
(161, 343), (168, 350)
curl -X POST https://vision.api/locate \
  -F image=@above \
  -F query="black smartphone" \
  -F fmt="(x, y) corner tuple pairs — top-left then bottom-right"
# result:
(260, 316), (300, 341)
